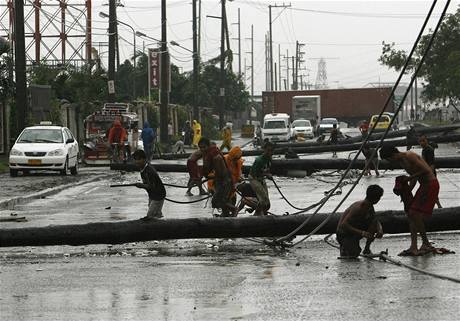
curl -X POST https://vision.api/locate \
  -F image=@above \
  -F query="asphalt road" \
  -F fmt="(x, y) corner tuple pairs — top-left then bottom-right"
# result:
(0, 138), (459, 321)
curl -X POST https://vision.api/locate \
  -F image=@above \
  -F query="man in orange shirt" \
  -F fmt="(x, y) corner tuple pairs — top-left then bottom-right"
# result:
(108, 120), (128, 161)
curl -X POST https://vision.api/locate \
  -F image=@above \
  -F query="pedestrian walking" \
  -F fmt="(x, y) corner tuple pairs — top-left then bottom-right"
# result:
(141, 121), (155, 161)
(133, 149), (166, 220)
(336, 185), (384, 258)
(220, 126), (232, 152)
(380, 145), (440, 256)
(329, 123), (339, 158)
(183, 120), (193, 146)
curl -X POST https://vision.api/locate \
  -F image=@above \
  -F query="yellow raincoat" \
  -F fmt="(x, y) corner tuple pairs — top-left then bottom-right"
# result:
(192, 120), (202, 147)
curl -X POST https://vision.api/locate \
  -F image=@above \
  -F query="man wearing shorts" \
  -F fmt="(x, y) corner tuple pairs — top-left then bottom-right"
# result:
(380, 145), (439, 256)
(336, 185), (384, 258)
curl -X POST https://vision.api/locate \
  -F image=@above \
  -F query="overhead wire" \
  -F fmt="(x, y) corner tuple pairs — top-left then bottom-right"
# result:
(265, 0), (445, 248)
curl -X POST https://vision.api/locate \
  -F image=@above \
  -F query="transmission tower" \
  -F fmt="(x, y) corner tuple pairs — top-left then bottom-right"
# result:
(315, 58), (328, 89)
(0, 0), (92, 67)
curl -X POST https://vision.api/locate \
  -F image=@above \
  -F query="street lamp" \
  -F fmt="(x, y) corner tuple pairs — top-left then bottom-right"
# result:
(170, 41), (193, 53)
(135, 31), (161, 44)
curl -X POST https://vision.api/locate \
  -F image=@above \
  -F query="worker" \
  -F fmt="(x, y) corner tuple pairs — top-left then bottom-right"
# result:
(362, 144), (380, 177)
(380, 145), (439, 256)
(418, 134), (442, 208)
(132, 149), (166, 220)
(328, 123), (339, 158)
(199, 137), (236, 217)
(108, 119), (128, 162)
(336, 185), (384, 258)
(220, 125), (232, 152)
(185, 150), (208, 196)
(224, 146), (244, 209)
(183, 120), (193, 147)
(359, 120), (369, 141)
(192, 120), (202, 147)
(249, 141), (273, 216)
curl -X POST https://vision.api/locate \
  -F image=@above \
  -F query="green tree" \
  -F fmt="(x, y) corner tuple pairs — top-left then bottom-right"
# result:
(379, 7), (460, 101)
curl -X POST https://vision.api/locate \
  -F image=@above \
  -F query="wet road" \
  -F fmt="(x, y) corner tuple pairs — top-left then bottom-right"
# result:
(0, 138), (459, 320)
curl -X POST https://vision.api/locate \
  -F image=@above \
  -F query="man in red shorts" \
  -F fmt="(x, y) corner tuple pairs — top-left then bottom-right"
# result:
(380, 145), (439, 256)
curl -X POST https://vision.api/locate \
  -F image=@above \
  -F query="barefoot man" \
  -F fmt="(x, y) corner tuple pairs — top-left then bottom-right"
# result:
(380, 145), (440, 256)
(336, 185), (384, 258)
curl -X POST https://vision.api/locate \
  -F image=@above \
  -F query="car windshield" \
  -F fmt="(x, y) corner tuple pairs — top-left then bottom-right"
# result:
(264, 120), (286, 129)
(320, 119), (337, 125)
(293, 120), (311, 127)
(18, 129), (63, 143)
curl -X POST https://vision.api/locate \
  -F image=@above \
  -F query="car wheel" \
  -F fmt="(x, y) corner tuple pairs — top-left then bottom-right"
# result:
(60, 158), (68, 176)
(70, 158), (78, 175)
(10, 168), (18, 177)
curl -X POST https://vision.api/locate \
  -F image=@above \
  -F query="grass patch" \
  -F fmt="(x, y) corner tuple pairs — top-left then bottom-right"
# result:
(0, 161), (8, 173)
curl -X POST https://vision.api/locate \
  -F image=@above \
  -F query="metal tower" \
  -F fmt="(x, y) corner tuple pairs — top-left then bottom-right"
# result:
(0, 0), (92, 67)
(315, 58), (328, 89)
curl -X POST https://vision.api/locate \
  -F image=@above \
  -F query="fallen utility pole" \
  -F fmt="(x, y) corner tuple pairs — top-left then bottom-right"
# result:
(1, 207), (458, 247)
(138, 132), (460, 161)
(274, 123), (460, 149)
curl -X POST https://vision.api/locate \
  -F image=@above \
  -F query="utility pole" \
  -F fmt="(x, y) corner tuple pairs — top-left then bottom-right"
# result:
(198, 0), (202, 57)
(219, 0), (226, 129)
(278, 44), (282, 91)
(192, 0), (199, 120)
(268, 3), (291, 91)
(14, 0), (27, 133)
(285, 49), (289, 90)
(245, 24), (254, 124)
(274, 62), (277, 91)
(291, 56), (295, 90)
(160, 0), (169, 144)
(234, 8), (241, 76)
(108, 0), (116, 102)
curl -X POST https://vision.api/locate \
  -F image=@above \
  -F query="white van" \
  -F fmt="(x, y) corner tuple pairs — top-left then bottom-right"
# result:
(261, 113), (291, 142)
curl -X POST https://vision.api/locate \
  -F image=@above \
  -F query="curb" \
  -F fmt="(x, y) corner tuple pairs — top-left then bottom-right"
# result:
(0, 173), (116, 210)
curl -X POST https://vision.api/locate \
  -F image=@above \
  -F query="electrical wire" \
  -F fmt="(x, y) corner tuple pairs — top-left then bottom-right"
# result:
(265, 0), (444, 248)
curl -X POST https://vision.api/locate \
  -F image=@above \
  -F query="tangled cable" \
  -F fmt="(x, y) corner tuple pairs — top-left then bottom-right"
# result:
(258, 0), (450, 249)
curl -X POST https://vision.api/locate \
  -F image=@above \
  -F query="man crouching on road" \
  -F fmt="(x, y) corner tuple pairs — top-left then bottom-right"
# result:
(336, 185), (384, 258)
(132, 149), (166, 220)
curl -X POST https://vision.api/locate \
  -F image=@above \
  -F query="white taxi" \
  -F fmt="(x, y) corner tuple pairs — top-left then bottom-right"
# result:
(9, 123), (79, 177)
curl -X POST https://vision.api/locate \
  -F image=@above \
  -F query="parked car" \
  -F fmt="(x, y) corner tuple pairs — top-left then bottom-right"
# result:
(369, 114), (392, 132)
(291, 119), (314, 139)
(9, 123), (79, 177)
(318, 117), (339, 135)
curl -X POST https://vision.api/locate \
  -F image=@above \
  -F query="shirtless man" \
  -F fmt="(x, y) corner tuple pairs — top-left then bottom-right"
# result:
(199, 137), (236, 217)
(336, 185), (384, 258)
(380, 145), (440, 256)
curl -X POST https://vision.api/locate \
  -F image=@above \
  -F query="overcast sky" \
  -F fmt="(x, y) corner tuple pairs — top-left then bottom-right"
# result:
(93, 0), (459, 95)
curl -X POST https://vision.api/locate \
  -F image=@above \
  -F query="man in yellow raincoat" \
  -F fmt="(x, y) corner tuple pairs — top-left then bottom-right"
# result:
(192, 120), (202, 147)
